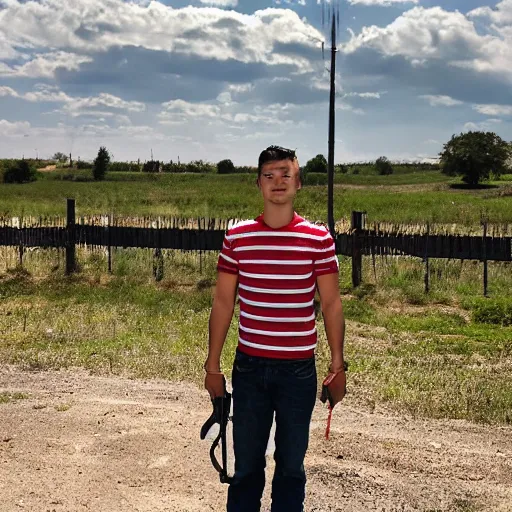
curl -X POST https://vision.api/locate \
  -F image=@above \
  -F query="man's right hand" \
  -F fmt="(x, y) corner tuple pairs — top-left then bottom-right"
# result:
(205, 372), (226, 399)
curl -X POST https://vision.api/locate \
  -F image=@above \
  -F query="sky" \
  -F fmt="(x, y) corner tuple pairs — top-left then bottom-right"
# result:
(0, 0), (511, 165)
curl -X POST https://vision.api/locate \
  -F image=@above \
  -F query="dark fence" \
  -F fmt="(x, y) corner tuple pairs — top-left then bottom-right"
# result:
(1, 200), (511, 294)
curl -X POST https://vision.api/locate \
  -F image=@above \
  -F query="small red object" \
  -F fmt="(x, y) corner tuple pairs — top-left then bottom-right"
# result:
(325, 405), (333, 440)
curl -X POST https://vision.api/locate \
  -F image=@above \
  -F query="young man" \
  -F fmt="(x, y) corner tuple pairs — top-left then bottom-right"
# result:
(204, 145), (346, 512)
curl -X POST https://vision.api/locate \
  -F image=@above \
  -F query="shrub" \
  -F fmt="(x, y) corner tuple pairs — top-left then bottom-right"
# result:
(217, 159), (235, 174)
(375, 156), (394, 175)
(76, 160), (93, 170)
(471, 298), (512, 326)
(304, 154), (327, 174)
(2, 159), (37, 184)
(304, 173), (328, 186)
(93, 146), (111, 181)
(110, 161), (140, 172)
(143, 160), (161, 173)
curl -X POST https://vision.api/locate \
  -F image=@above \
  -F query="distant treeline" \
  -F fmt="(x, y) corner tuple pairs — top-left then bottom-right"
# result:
(1, 157), (441, 185)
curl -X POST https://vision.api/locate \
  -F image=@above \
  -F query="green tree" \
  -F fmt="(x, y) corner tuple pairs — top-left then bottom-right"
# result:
(440, 131), (511, 186)
(304, 154), (327, 173)
(2, 159), (37, 184)
(52, 152), (68, 163)
(375, 156), (393, 175)
(93, 146), (111, 181)
(217, 159), (235, 174)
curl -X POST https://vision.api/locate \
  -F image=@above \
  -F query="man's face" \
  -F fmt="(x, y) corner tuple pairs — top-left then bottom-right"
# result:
(258, 158), (301, 205)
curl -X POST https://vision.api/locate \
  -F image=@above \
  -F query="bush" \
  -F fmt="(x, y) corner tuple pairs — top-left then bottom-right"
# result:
(304, 154), (327, 174)
(143, 160), (161, 173)
(2, 159), (37, 184)
(375, 156), (394, 175)
(93, 146), (111, 181)
(217, 159), (235, 174)
(76, 160), (93, 170)
(303, 173), (328, 186)
(471, 298), (512, 326)
(110, 162), (141, 172)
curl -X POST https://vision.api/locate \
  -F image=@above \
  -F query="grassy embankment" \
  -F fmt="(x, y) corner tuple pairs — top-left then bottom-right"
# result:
(1, 170), (511, 424)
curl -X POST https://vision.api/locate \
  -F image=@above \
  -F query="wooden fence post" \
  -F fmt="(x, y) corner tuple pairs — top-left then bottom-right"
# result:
(483, 221), (488, 297)
(351, 211), (365, 288)
(424, 222), (430, 294)
(153, 218), (164, 281)
(108, 213), (113, 274)
(66, 198), (76, 275)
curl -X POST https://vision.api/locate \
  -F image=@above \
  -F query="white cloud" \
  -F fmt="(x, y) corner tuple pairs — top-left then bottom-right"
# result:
(343, 92), (382, 99)
(1, 84), (145, 115)
(0, 119), (31, 137)
(0, 1), (323, 73)
(342, 6), (512, 81)
(199, 0), (238, 6)
(347, 0), (418, 5)
(0, 52), (93, 79)
(158, 99), (223, 125)
(463, 118), (503, 132)
(336, 103), (365, 115)
(65, 93), (145, 113)
(472, 104), (512, 116)
(0, 86), (19, 98)
(420, 95), (463, 107)
(468, 0), (512, 25)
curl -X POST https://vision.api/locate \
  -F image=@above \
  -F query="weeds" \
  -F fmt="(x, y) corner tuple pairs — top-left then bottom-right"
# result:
(1, 244), (511, 424)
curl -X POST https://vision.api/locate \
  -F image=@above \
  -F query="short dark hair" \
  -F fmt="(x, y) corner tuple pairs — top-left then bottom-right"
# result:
(258, 145), (297, 175)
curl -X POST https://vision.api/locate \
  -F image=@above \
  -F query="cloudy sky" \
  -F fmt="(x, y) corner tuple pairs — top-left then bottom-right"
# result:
(0, 0), (511, 165)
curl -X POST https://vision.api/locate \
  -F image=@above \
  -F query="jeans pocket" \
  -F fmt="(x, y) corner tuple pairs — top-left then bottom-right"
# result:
(283, 358), (316, 380)
(234, 353), (257, 374)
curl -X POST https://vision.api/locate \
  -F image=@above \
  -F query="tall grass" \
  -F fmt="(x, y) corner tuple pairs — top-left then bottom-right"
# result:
(1, 247), (511, 424)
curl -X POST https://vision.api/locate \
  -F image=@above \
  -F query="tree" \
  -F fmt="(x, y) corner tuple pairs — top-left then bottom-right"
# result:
(303, 154), (327, 174)
(2, 159), (37, 184)
(375, 156), (393, 175)
(217, 159), (235, 174)
(93, 146), (111, 181)
(439, 131), (511, 186)
(52, 152), (68, 164)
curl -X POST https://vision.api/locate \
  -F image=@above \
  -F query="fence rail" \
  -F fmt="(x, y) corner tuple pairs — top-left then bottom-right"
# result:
(1, 200), (511, 294)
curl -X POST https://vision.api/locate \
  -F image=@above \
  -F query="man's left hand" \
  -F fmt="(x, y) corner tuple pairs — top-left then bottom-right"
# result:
(321, 370), (346, 409)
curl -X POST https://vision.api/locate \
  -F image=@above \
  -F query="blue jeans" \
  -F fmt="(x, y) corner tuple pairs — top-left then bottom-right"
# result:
(227, 350), (317, 512)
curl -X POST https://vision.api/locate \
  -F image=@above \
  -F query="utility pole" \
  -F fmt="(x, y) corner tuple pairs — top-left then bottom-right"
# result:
(327, 12), (337, 237)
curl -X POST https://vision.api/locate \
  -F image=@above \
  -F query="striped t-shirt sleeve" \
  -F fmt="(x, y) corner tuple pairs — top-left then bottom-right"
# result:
(217, 233), (239, 275)
(314, 231), (339, 277)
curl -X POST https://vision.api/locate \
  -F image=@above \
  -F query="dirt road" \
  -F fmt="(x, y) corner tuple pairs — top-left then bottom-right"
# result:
(1, 366), (511, 511)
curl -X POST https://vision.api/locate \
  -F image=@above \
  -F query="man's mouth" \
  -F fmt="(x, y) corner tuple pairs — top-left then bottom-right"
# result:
(273, 189), (286, 192)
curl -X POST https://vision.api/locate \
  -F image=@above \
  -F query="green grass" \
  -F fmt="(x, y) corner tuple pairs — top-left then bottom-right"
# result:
(1, 171), (511, 225)
(1, 246), (511, 425)
(0, 392), (29, 404)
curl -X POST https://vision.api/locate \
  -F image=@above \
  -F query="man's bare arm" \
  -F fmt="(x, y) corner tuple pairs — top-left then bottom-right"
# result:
(205, 271), (238, 372)
(316, 273), (345, 372)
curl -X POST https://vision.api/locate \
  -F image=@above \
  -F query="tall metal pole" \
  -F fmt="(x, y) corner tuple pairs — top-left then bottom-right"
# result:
(327, 13), (336, 237)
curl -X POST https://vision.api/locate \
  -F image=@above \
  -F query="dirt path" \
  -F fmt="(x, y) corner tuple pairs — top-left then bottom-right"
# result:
(1, 366), (511, 512)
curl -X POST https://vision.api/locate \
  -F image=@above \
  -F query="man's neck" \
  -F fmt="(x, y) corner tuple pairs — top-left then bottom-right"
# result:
(262, 203), (295, 229)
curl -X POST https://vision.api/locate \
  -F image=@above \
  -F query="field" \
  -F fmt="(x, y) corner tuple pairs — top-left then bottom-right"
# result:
(1, 168), (512, 510)
(1, 170), (512, 225)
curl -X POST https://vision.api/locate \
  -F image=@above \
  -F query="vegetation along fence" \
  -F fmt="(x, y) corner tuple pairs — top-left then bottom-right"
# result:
(1, 200), (511, 295)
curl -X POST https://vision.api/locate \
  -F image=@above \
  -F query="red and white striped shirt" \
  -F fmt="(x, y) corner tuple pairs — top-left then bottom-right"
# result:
(217, 212), (339, 359)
